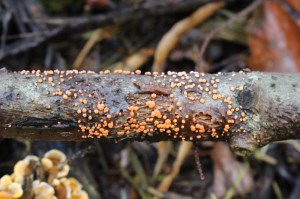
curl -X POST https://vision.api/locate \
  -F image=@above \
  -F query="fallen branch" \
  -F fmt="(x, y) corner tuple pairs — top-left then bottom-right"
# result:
(0, 68), (299, 156)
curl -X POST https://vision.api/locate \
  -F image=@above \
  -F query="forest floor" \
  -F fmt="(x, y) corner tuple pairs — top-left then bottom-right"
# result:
(0, 0), (300, 198)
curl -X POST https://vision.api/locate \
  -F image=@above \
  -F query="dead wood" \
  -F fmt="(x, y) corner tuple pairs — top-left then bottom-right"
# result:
(0, 68), (299, 156)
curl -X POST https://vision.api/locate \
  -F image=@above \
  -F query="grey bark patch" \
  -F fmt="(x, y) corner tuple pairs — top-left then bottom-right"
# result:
(4, 87), (23, 101)
(271, 76), (277, 80)
(270, 83), (276, 88)
(98, 85), (129, 116)
(237, 87), (255, 109)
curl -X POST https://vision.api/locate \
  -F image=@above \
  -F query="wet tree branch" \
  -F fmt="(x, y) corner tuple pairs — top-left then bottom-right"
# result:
(0, 69), (299, 155)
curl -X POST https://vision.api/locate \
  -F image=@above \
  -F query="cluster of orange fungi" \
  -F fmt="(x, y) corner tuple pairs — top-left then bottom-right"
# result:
(20, 69), (248, 141)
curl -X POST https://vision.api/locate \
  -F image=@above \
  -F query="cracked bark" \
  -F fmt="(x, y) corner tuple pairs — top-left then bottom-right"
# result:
(0, 68), (299, 156)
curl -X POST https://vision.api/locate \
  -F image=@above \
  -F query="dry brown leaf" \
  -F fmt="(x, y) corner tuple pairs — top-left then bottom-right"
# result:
(85, 0), (109, 9)
(211, 143), (253, 198)
(152, 2), (224, 72)
(286, 0), (300, 14)
(248, 0), (300, 72)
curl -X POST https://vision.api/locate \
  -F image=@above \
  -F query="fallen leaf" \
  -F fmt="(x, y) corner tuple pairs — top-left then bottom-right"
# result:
(211, 143), (253, 198)
(286, 0), (300, 14)
(248, 1), (300, 72)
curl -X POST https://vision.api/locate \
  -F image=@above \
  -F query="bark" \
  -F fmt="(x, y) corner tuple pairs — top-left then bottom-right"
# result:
(0, 68), (299, 155)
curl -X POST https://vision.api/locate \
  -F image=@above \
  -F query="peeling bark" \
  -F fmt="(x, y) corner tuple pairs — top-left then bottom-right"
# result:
(0, 68), (299, 155)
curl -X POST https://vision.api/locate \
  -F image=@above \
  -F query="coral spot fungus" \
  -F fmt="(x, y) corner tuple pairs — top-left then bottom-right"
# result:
(19, 69), (248, 141)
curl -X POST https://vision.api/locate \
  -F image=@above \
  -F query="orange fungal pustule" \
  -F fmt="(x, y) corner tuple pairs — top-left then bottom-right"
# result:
(18, 69), (250, 141)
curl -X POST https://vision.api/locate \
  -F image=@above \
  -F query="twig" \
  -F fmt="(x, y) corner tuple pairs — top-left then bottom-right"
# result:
(197, 0), (262, 68)
(152, 1), (224, 73)
(194, 146), (205, 180)
(0, 0), (214, 60)
(158, 142), (193, 192)
(72, 29), (103, 68)
(68, 144), (96, 163)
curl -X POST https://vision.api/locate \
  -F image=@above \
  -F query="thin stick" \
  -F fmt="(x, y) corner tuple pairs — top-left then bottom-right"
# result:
(0, 0), (213, 60)
(194, 146), (205, 180)
(197, 0), (262, 66)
